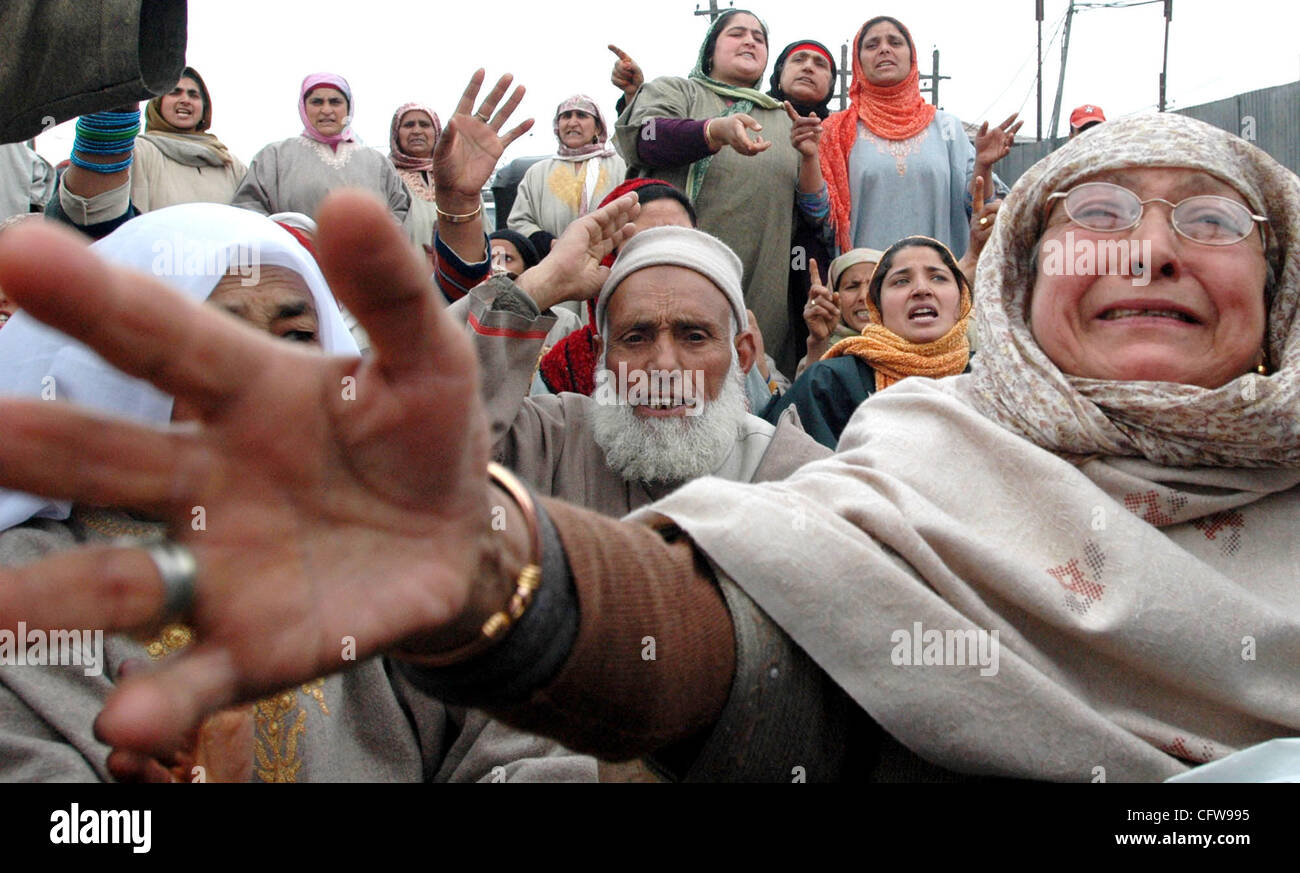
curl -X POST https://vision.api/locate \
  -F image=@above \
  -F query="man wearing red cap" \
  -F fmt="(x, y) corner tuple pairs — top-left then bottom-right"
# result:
(1069, 104), (1106, 138)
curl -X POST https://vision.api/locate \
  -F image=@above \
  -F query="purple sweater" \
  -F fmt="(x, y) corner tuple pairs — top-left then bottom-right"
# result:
(635, 118), (715, 167)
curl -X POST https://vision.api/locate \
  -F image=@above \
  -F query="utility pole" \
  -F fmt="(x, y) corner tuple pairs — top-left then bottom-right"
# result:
(919, 48), (950, 107)
(1049, 0), (1075, 140)
(1036, 0), (1044, 141)
(693, 0), (733, 23)
(838, 42), (851, 110)
(1159, 0), (1172, 111)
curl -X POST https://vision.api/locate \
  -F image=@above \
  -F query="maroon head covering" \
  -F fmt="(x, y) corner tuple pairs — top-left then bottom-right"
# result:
(389, 102), (442, 172)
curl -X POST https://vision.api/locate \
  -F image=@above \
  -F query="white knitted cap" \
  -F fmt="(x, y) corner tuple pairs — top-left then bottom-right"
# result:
(595, 226), (746, 336)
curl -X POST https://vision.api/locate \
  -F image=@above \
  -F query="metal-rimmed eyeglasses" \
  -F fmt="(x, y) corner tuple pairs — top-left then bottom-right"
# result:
(1046, 181), (1268, 245)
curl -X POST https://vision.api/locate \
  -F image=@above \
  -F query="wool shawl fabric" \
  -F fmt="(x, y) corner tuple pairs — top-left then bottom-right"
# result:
(631, 113), (1300, 780)
(684, 9), (782, 202)
(141, 66), (235, 167)
(299, 72), (356, 148)
(821, 20), (937, 252)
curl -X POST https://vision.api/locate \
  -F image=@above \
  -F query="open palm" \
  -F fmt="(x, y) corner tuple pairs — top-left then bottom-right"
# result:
(0, 191), (493, 756)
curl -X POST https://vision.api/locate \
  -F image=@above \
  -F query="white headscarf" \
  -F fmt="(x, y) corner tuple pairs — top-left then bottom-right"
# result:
(0, 203), (359, 532)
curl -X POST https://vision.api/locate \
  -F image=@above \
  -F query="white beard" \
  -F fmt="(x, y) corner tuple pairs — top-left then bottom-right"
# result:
(590, 359), (748, 484)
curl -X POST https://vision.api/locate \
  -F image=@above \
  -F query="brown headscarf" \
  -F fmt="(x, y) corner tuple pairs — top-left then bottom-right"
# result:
(142, 66), (235, 167)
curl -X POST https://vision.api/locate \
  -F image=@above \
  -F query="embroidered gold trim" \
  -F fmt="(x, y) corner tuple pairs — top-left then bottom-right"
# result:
(254, 691), (307, 783)
(860, 127), (930, 176)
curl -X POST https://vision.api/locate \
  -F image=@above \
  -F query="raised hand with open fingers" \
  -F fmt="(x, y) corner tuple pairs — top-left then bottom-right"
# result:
(518, 192), (641, 310)
(433, 69), (534, 211)
(0, 184), (507, 758)
(974, 112), (1022, 169)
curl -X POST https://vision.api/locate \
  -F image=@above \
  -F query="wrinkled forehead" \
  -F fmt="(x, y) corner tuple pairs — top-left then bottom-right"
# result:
(607, 265), (733, 327)
(207, 265), (318, 314)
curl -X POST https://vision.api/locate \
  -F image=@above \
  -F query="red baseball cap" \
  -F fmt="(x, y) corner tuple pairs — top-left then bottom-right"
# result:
(1069, 104), (1106, 130)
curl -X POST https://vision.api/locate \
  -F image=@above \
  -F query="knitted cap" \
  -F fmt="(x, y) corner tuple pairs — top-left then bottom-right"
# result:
(596, 226), (745, 336)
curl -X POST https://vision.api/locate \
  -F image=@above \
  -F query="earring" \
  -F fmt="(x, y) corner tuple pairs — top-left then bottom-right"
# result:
(1257, 363), (1269, 376)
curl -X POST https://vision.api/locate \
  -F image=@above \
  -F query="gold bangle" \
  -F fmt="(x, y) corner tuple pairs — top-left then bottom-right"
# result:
(436, 203), (483, 224)
(396, 463), (542, 668)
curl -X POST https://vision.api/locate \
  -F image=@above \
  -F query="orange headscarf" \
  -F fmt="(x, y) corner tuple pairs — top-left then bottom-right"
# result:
(820, 18), (936, 252)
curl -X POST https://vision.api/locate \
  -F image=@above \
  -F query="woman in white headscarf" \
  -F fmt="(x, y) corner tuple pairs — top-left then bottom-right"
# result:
(0, 203), (592, 783)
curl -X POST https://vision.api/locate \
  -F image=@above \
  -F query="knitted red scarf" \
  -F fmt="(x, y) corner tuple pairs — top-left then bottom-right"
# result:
(820, 20), (936, 252)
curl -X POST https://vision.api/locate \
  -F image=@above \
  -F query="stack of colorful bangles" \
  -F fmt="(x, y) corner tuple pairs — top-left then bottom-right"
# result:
(69, 109), (141, 174)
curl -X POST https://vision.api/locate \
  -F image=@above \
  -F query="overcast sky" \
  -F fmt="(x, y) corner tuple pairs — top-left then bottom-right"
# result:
(31, 0), (1300, 168)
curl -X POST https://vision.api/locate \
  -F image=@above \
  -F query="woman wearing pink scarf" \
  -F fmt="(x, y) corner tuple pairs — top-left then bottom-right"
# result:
(233, 73), (411, 227)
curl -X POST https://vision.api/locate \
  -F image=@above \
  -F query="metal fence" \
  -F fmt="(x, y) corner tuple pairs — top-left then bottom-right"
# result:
(995, 80), (1300, 187)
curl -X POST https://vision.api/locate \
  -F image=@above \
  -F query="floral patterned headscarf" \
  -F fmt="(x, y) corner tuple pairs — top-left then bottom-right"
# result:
(969, 112), (1300, 468)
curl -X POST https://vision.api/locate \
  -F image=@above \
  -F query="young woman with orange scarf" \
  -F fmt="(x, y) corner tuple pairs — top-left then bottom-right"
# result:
(763, 235), (971, 448)
(818, 17), (1019, 259)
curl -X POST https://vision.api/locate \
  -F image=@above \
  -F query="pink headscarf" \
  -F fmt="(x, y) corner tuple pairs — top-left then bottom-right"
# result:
(553, 94), (616, 162)
(299, 72), (356, 148)
(388, 102), (441, 172)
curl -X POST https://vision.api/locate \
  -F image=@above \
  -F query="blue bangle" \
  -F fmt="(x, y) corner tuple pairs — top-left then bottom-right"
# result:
(69, 152), (133, 174)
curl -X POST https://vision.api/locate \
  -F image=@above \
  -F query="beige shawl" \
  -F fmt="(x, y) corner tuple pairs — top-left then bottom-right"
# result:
(633, 113), (1300, 780)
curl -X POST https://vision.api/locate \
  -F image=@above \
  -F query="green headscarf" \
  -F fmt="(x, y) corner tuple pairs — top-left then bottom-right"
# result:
(685, 8), (783, 201)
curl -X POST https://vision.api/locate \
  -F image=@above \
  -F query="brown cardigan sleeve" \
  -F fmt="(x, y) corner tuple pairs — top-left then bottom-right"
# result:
(491, 497), (736, 759)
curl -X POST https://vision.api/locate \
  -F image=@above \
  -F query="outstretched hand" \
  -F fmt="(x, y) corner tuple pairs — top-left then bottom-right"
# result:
(0, 189), (504, 758)
(974, 112), (1021, 170)
(518, 193), (641, 310)
(706, 114), (771, 157)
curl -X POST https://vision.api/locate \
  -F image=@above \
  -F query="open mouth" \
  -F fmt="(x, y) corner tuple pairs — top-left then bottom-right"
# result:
(908, 305), (939, 321)
(1098, 307), (1199, 324)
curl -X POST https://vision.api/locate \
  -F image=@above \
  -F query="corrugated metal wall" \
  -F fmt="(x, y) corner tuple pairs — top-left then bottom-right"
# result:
(996, 80), (1300, 187)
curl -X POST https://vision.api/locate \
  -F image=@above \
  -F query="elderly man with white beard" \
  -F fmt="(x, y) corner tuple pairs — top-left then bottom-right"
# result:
(459, 223), (828, 518)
